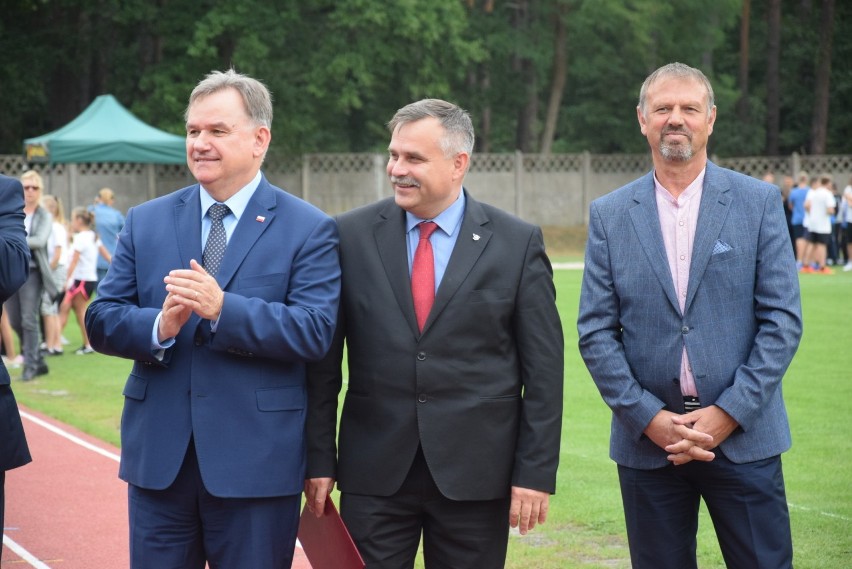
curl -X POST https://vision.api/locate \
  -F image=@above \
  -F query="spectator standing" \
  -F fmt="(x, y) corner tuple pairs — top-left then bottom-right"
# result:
(40, 194), (68, 356)
(89, 187), (124, 288)
(787, 172), (811, 269)
(578, 63), (802, 569)
(842, 177), (852, 271)
(5, 170), (59, 381)
(0, 173), (32, 565)
(59, 207), (101, 354)
(802, 174), (836, 274)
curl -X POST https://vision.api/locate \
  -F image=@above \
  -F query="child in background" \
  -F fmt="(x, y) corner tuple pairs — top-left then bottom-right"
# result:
(40, 195), (68, 355)
(59, 208), (109, 354)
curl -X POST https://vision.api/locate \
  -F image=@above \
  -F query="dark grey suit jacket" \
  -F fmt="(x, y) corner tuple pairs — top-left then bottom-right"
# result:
(0, 174), (32, 472)
(307, 191), (563, 501)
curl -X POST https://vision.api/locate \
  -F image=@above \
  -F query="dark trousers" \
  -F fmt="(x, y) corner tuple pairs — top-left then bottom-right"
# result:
(341, 448), (511, 569)
(618, 454), (792, 569)
(127, 441), (300, 569)
(0, 471), (5, 564)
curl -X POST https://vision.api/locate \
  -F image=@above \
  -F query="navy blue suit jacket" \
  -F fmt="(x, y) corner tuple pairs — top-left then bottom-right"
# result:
(0, 174), (31, 472)
(86, 175), (340, 497)
(578, 162), (802, 469)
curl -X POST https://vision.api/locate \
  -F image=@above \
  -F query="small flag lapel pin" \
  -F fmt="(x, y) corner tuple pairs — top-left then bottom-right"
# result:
(472, 233), (480, 241)
(256, 215), (266, 223)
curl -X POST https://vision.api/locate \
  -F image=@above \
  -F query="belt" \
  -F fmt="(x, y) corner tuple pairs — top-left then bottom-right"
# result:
(683, 396), (700, 413)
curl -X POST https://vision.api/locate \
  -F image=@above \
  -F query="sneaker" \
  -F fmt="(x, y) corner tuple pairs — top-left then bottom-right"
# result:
(800, 266), (815, 274)
(844, 263), (852, 272)
(818, 266), (834, 275)
(47, 348), (64, 356)
(75, 345), (95, 355)
(61, 336), (70, 346)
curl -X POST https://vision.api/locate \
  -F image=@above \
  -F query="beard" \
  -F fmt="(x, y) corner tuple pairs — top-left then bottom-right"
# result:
(659, 128), (694, 162)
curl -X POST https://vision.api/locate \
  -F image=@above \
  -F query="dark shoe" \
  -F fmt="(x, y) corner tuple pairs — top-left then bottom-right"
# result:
(47, 348), (64, 356)
(34, 362), (49, 376)
(75, 345), (95, 355)
(21, 368), (36, 381)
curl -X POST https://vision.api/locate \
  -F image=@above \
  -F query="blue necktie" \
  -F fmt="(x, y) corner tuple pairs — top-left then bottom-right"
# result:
(202, 203), (230, 275)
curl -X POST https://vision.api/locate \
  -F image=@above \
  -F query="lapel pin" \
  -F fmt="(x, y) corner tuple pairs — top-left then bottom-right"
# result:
(472, 233), (480, 241)
(256, 215), (266, 223)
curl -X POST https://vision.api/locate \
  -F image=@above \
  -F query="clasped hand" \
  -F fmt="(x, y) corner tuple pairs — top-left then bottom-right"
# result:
(645, 406), (738, 465)
(158, 259), (224, 341)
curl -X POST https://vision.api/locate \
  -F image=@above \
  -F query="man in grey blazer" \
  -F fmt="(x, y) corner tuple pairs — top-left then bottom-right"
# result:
(578, 63), (802, 569)
(305, 99), (563, 568)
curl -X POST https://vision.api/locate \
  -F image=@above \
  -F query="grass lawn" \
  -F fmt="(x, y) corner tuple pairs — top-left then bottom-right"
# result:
(10, 268), (851, 568)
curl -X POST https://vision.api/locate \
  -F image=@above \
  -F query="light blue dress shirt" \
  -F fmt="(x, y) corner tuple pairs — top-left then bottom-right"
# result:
(405, 190), (466, 292)
(151, 173), (263, 351)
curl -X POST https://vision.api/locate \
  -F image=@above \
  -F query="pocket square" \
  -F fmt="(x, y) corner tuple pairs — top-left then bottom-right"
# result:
(712, 239), (733, 255)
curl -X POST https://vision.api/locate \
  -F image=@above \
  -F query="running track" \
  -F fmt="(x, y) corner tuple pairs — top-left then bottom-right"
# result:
(3, 406), (312, 568)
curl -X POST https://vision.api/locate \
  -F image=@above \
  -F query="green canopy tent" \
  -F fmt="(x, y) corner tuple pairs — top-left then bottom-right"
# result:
(23, 94), (186, 208)
(24, 94), (184, 164)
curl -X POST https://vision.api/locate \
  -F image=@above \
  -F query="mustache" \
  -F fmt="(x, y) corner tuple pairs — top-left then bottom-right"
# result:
(390, 176), (421, 187)
(662, 126), (691, 137)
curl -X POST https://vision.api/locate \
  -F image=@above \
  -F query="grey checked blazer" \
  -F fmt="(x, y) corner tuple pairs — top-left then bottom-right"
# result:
(577, 161), (802, 469)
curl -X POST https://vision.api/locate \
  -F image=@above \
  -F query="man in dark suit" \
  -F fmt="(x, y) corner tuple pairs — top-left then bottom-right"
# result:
(85, 70), (340, 569)
(0, 173), (32, 564)
(305, 99), (563, 568)
(578, 63), (802, 569)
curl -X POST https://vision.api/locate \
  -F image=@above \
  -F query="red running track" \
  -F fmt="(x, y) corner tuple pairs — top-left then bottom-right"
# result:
(3, 405), (312, 568)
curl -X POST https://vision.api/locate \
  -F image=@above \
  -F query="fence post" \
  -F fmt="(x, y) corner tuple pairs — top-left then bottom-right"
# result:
(302, 154), (311, 205)
(374, 153), (385, 200)
(582, 151), (591, 226)
(791, 152), (801, 178)
(146, 164), (157, 200)
(514, 150), (524, 218)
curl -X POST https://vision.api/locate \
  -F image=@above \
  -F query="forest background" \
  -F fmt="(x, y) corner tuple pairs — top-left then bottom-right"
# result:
(0, 0), (848, 160)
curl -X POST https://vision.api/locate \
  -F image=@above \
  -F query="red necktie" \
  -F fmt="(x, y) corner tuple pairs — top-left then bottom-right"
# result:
(411, 221), (438, 332)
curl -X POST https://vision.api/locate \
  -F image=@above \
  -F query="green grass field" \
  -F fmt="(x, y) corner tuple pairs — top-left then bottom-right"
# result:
(11, 269), (851, 568)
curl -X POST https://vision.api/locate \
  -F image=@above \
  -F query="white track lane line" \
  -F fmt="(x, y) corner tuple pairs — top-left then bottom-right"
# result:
(19, 410), (120, 463)
(2, 534), (54, 569)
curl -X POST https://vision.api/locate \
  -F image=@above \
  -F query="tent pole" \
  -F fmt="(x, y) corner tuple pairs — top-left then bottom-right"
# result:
(69, 164), (78, 208)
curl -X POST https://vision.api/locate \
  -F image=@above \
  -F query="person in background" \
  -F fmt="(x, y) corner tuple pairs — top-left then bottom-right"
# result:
(842, 176), (852, 272)
(780, 174), (795, 252)
(802, 174), (836, 274)
(0, 173), (33, 565)
(40, 194), (68, 356)
(89, 187), (124, 289)
(578, 62), (802, 569)
(5, 170), (59, 381)
(305, 98), (563, 569)
(85, 69), (340, 569)
(787, 171), (811, 270)
(59, 207), (102, 355)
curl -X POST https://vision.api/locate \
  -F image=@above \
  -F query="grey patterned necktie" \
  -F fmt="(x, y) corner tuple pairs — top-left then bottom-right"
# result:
(202, 203), (230, 275)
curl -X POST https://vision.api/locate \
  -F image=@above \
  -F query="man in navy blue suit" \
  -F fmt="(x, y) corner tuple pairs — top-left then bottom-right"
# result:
(86, 70), (340, 568)
(0, 173), (32, 564)
(578, 63), (802, 569)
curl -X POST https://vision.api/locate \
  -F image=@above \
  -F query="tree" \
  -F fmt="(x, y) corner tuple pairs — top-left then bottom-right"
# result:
(809, 0), (835, 154)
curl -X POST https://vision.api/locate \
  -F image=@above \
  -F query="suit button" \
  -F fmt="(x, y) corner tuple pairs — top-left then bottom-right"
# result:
(416, 352), (426, 361)
(418, 394), (427, 403)
(681, 326), (689, 334)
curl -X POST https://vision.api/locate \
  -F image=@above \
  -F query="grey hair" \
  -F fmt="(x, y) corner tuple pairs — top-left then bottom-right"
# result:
(638, 62), (715, 118)
(387, 99), (475, 158)
(185, 69), (273, 128)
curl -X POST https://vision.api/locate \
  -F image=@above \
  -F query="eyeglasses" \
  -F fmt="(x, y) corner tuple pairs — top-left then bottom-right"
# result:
(23, 185), (41, 191)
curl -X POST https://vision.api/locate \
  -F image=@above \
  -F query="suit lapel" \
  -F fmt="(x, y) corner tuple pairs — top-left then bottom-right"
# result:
(685, 162), (731, 313)
(373, 201), (420, 335)
(215, 178), (276, 290)
(425, 193), (491, 332)
(628, 174), (681, 313)
(174, 186), (204, 270)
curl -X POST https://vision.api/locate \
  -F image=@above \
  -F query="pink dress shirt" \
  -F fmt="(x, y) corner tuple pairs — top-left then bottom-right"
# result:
(654, 169), (706, 398)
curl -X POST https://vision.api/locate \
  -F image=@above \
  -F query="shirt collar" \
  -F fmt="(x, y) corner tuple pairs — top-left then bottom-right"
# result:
(199, 171), (262, 220)
(653, 167), (706, 205)
(405, 190), (466, 236)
